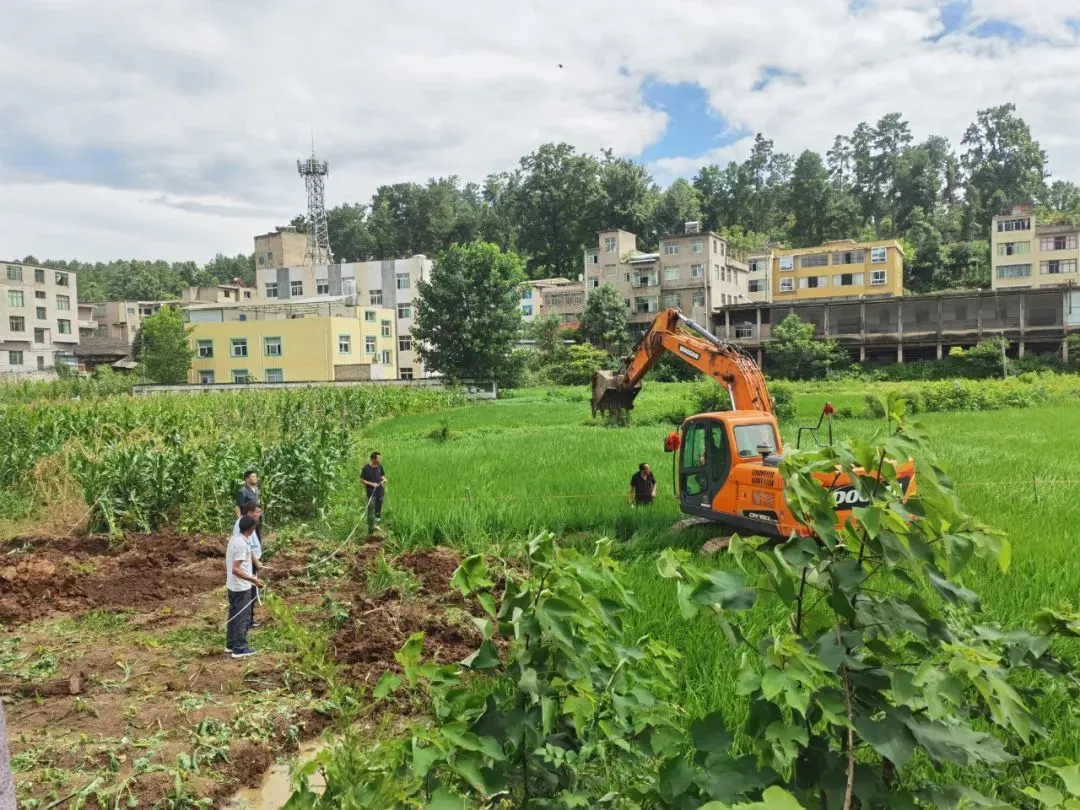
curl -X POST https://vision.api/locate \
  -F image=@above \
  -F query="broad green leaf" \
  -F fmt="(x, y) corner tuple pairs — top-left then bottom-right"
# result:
(1023, 785), (1065, 807)
(373, 671), (401, 699)
(450, 554), (492, 596)
(517, 667), (539, 696)
(854, 709), (916, 767)
(411, 739), (441, 778)
(476, 592), (497, 618)
(690, 710), (733, 754)
(1050, 762), (1080, 797)
(451, 752), (485, 791)
(658, 756), (696, 802)
(690, 570), (757, 611)
(461, 640), (500, 671)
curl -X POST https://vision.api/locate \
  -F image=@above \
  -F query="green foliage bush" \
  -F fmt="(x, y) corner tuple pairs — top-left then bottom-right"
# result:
(543, 343), (614, 386)
(865, 379), (1052, 417)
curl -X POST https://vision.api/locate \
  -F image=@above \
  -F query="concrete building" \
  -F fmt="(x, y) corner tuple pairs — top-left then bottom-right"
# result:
(1, 261), (84, 373)
(257, 255), (431, 380)
(519, 278), (574, 322)
(254, 226), (309, 270)
(540, 283), (586, 328)
(991, 203), (1080, 290)
(88, 300), (167, 345)
(180, 282), (258, 306)
(771, 239), (904, 302)
(185, 298), (397, 384)
(584, 222), (750, 334)
(747, 251), (774, 303)
(714, 286), (1078, 366)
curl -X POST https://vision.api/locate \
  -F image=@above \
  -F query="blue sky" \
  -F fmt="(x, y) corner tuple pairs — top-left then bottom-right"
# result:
(1, 0), (1078, 261)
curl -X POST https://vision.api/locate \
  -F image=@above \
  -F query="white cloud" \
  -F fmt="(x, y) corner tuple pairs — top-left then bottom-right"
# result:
(0, 0), (1077, 262)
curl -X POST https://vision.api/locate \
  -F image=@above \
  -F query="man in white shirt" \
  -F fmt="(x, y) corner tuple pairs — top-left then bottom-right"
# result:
(226, 516), (263, 658)
(234, 503), (264, 629)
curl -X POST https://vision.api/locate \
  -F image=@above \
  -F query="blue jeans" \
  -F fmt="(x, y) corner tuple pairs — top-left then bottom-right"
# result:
(227, 588), (252, 651)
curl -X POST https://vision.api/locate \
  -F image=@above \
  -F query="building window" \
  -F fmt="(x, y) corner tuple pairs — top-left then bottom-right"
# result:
(197, 340), (214, 358)
(231, 338), (248, 357)
(661, 293), (680, 308)
(633, 296), (658, 314)
(400, 367), (414, 381)
(1040, 235), (1078, 252)
(871, 247), (888, 263)
(996, 264), (1031, 279)
(604, 236), (617, 253)
(7, 290), (23, 308)
(779, 256), (794, 271)
(264, 336), (282, 356)
(33, 328), (45, 343)
(55, 295), (70, 311)
(664, 243), (679, 255)
(748, 280), (765, 293)
(799, 276), (828, 289)
(265, 282), (278, 298)
(290, 280), (303, 296)
(832, 273), (865, 287)
(521, 304), (533, 316)
(798, 254), (828, 268)
(377, 320), (390, 338)
(34, 268), (45, 283)
(691, 239), (704, 254)
(38, 291), (48, 301)
(316, 278), (330, 295)
(398, 334), (413, 352)
(395, 273), (410, 290)
(397, 304), (412, 319)
(197, 370), (215, 385)
(997, 218), (1031, 232)
(1041, 259), (1078, 275)
(54, 272), (69, 286)
(379, 350), (392, 364)
(661, 266), (678, 281)
(779, 279), (794, 293)
(364, 335), (377, 355)
(6, 265), (22, 281)
(244, 291), (251, 299)
(232, 370), (249, 384)
(871, 269), (887, 286)
(587, 252), (598, 265)
(588, 277), (599, 289)
(521, 288), (532, 300)
(690, 264), (705, 279)
(998, 242), (1031, 256)
(832, 250), (865, 265)
(692, 291), (706, 307)
(633, 271), (658, 288)
(370, 289), (383, 306)
(266, 368), (284, 383)
(9, 350), (23, 365)
(602, 264), (616, 278)
(339, 334), (351, 354)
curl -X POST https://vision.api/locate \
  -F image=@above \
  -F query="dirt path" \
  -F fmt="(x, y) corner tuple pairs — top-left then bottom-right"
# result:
(0, 532), (475, 808)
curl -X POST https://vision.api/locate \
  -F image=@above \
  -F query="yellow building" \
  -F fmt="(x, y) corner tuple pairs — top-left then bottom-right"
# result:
(771, 239), (904, 301)
(991, 203), (1080, 290)
(185, 302), (397, 384)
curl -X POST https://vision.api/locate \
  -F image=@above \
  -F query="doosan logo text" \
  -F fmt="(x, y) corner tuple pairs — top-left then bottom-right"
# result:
(678, 346), (701, 361)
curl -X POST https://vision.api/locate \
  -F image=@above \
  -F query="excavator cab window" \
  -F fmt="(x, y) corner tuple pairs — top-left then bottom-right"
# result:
(733, 423), (779, 459)
(680, 420), (731, 505)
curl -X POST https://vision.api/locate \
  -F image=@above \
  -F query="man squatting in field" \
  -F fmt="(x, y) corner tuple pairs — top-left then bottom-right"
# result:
(234, 502), (264, 629)
(234, 470), (263, 626)
(226, 516), (263, 658)
(361, 451), (388, 534)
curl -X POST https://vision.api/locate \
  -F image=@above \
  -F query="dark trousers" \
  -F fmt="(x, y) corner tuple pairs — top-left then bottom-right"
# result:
(367, 493), (383, 533)
(227, 588), (252, 651)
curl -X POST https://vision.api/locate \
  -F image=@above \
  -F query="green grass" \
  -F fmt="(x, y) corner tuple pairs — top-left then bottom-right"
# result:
(341, 381), (1080, 765)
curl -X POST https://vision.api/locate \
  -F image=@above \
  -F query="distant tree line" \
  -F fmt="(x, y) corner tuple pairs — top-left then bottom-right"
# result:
(19, 102), (1078, 304)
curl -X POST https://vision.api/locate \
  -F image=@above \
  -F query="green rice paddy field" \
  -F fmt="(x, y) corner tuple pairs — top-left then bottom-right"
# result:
(341, 381), (1080, 764)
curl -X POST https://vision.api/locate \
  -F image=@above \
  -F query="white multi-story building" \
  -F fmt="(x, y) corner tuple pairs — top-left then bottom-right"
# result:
(1, 261), (86, 373)
(257, 255), (431, 380)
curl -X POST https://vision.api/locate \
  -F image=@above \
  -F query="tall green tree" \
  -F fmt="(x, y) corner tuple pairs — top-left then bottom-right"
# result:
(596, 151), (659, 247)
(132, 308), (194, 384)
(961, 103), (1048, 230)
(652, 178), (704, 239)
(580, 283), (630, 355)
(412, 242), (525, 382)
(788, 151), (832, 248)
(511, 143), (601, 279)
(765, 314), (849, 380)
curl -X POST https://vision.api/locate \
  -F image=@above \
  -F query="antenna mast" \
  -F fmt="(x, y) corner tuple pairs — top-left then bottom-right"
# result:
(297, 140), (333, 266)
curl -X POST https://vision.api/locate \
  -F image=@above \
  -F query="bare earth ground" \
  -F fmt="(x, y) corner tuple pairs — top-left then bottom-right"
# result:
(0, 531), (479, 808)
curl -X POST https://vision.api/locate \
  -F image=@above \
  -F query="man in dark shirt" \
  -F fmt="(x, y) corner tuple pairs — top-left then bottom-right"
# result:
(629, 463), (657, 507)
(360, 452), (387, 534)
(235, 470), (260, 522)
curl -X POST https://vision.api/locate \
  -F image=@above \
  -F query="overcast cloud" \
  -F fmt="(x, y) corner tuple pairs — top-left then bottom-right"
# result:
(1, 0), (1077, 262)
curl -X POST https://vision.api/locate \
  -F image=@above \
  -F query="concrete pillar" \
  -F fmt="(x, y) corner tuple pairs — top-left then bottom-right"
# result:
(859, 301), (867, 342)
(936, 342), (943, 360)
(897, 345), (904, 363)
(756, 348), (763, 366)
(1019, 296), (1026, 336)
(859, 346), (866, 362)
(1064, 337), (1070, 364)
(1019, 341), (1026, 358)
(976, 299), (983, 339)
(823, 303), (830, 336)
(724, 309), (731, 340)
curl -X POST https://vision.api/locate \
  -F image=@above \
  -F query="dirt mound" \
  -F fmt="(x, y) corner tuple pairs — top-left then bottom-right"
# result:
(0, 531), (226, 626)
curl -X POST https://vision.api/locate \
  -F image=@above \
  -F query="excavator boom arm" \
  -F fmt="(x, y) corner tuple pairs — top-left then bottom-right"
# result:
(592, 308), (774, 416)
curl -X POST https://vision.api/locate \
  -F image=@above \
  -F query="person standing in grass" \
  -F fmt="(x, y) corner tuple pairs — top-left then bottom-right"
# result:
(629, 463), (657, 508)
(235, 470), (261, 534)
(226, 516), (263, 659)
(360, 452), (388, 534)
(233, 502), (264, 630)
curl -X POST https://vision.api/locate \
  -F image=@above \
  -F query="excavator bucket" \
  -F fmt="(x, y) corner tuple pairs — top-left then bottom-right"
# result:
(591, 371), (641, 417)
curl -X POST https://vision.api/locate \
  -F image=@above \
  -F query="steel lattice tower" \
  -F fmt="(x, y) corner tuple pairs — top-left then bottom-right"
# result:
(297, 152), (333, 265)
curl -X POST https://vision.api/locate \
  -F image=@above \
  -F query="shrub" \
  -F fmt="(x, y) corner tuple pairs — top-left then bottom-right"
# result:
(769, 381), (796, 421)
(544, 344), (613, 386)
(691, 380), (732, 414)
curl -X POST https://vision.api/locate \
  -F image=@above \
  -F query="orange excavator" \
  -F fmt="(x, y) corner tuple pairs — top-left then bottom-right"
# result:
(591, 308), (915, 538)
